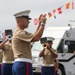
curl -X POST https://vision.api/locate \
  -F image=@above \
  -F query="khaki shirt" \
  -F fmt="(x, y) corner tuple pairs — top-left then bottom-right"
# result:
(43, 48), (57, 66)
(3, 43), (14, 61)
(12, 27), (33, 59)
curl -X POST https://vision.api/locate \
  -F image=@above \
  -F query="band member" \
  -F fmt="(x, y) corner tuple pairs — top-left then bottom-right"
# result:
(39, 36), (58, 75)
(12, 10), (47, 75)
(0, 36), (14, 75)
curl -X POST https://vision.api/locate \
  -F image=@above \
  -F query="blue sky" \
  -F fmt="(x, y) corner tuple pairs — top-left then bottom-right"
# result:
(0, 0), (75, 33)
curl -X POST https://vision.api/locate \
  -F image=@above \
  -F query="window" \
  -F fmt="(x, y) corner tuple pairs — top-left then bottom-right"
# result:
(57, 39), (64, 53)
(57, 40), (75, 53)
(65, 40), (75, 53)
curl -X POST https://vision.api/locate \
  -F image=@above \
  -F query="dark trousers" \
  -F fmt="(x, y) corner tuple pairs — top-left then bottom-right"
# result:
(41, 66), (55, 75)
(12, 62), (33, 75)
(1, 63), (13, 75)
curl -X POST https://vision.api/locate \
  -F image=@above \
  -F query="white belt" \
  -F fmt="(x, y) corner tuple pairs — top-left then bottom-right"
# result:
(3, 61), (14, 63)
(42, 64), (54, 67)
(15, 58), (32, 63)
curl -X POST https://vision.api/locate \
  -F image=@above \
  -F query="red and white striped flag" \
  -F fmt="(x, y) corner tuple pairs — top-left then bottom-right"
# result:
(72, 1), (74, 9)
(57, 7), (62, 14)
(34, 18), (38, 25)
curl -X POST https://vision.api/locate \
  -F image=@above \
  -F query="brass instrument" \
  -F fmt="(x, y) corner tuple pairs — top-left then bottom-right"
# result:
(43, 44), (47, 49)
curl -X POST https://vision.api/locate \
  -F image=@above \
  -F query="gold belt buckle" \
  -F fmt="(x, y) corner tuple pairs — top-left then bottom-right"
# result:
(45, 64), (53, 66)
(6, 61), (12, 63)
(45, 64), (50, 66)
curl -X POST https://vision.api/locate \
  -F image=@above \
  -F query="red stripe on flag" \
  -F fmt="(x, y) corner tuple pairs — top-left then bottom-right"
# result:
(57, 7), (62, 14)
(34, 18), (38, 25)
(72, 1), (74, 9)
(53, 9), (56, 13)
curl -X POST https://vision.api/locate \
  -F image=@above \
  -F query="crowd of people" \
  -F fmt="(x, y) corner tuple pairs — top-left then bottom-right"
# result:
(0, 10), (59, 75)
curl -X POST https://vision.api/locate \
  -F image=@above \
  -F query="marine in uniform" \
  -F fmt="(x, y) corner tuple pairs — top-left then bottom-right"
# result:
(0, 37), (14, 75)
(12, 10), (47, 75)
(39, 37), (58, 75)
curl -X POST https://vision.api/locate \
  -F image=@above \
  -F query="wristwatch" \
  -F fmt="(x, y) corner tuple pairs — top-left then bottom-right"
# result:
(41, 22), (45, 26)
